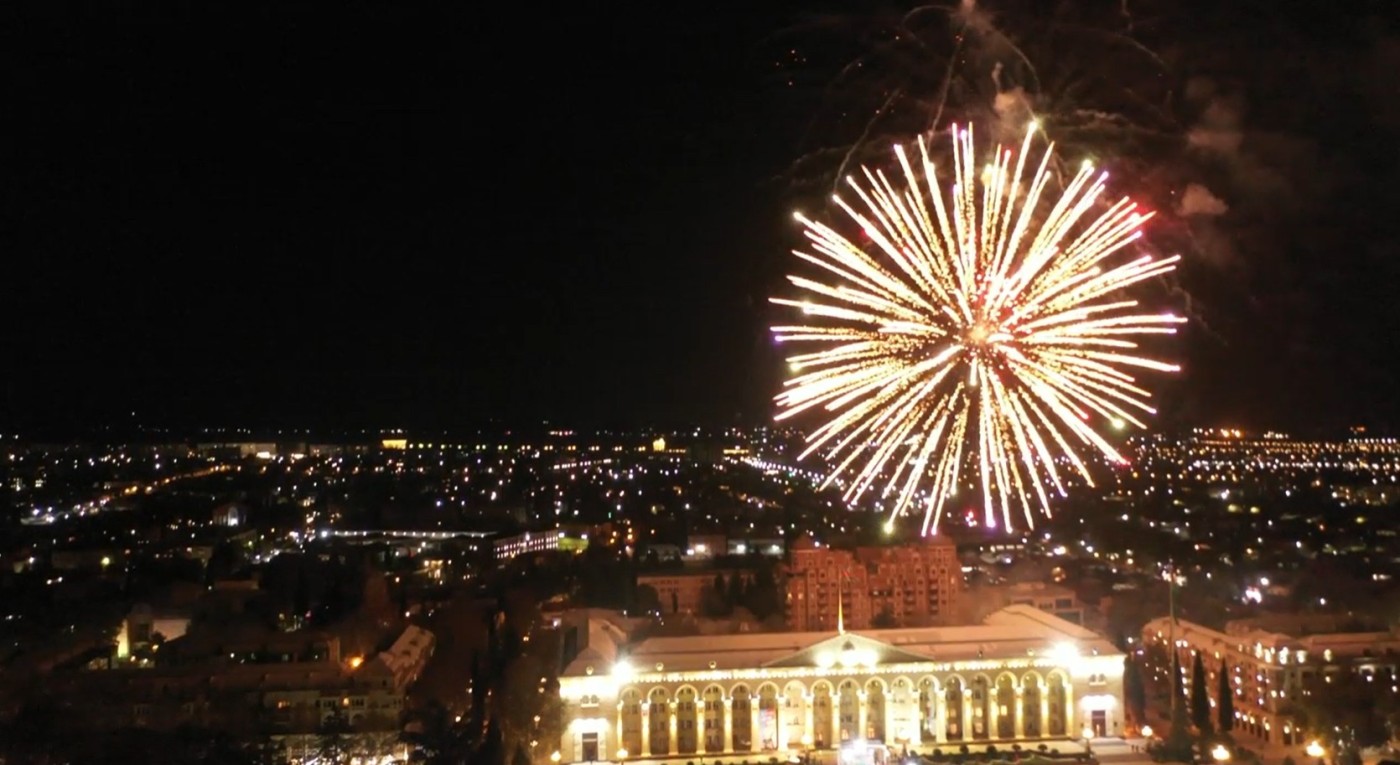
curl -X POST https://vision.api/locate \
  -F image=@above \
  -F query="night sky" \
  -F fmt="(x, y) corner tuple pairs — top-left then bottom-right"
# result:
(3, 1), (1400, 435)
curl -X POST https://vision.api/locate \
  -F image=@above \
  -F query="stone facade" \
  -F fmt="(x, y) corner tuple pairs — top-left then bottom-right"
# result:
(558, 605), (1124, 763)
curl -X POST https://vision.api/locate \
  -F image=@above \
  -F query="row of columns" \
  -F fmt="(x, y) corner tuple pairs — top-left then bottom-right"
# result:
(618, 687), (1066, 756)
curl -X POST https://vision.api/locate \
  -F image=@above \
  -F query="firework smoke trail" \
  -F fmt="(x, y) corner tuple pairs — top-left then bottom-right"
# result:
(772, 123), (1182, 535)
(785, 1), (1181, 200)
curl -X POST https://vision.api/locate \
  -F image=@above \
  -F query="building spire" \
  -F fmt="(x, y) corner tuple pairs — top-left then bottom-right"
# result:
(837, 569), (845, 634)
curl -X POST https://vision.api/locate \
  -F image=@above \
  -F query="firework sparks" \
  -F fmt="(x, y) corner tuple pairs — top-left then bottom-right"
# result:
(772, 122), (1182, 534)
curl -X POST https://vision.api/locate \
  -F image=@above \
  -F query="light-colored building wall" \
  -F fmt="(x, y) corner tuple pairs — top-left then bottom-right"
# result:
(1142, 616), (1400, 746)
(495, 530), (561, 561)
(558, 606), (1123, 763)
(637, 570), (749, 617)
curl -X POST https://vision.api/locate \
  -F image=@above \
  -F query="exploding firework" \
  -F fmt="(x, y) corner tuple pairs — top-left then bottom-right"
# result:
(772, 122), (1182, 534)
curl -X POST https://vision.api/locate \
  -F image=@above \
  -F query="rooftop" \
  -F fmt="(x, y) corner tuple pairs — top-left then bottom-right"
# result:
(563, 604), (1117, 677)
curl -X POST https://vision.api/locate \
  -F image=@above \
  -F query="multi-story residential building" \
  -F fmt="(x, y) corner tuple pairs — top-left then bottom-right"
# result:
(786, 537), (962, 631)
(1142, 615), (1400, 745)
(555, 605), (1125, 763)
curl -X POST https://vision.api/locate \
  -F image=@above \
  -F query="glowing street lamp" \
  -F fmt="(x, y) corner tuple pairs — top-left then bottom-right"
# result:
(1212, 744), (1232, 762)
(1306, 741), (1326, 759)
(1141, 725), (1154, 738)
(550, 752), (561, 763)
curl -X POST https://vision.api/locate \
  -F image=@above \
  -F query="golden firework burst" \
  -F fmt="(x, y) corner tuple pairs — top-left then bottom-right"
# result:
(773, 122), (1182, 534)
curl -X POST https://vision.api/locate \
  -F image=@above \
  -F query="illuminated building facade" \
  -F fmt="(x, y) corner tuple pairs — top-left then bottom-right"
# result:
(494, 530), (559, 561)
(494, 528), (588, 562)
(786, 537), (962, 631)
(557, 605), (1124, 763)
(1143, 616), (1400, 746)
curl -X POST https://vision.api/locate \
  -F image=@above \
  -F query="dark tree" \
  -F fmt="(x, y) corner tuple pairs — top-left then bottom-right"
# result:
(475, 717), (505, 765)
(317, 711), (352, 765)
(1124, 655), (1147, 725)
(205, 540), (240, 584)
(1171, 652), (1185, 707)
(701, 574), (729, 618)
(634, 584), (661, 615)
(1162, 652), (1194, 763)
(1216, 660), (1234, 732)
(727, 573), (746, 606)
(742, 563), (783, 620)
(293, 566), (311, 618)
(1191, 652), (1213, 734)
(404, 699), (475, 765)
(469, 651), (490, 733)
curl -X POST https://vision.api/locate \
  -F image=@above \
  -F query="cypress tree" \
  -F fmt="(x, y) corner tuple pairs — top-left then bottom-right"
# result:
(1217, 659), (1235, 732)
(1124, 656), (1147, 725)
(1191, 652), (1214, 734)
(1164, 652), (1194, 762)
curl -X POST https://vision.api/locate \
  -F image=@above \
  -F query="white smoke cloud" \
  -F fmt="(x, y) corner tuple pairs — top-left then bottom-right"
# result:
(1188, 97), (1244, 155)
(1177, 183), (1229, 217)
(1184, 76), (1216, 104)
(993, 86), (1030, 123)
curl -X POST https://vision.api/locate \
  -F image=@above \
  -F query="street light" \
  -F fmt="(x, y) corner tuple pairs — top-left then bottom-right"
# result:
(1212, 744), (1232, 763)
(616, 748), (629, 760)
(1140, 725), (1154, 738)
(550, 752), (561, 763)
(1306, 741), (1326, 759)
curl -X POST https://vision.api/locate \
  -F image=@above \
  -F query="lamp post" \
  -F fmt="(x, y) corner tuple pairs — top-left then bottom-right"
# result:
(1211, 743), (1232, 763)
(1306, 741), (1326, 762)
(1082, 726), (1094, 755)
